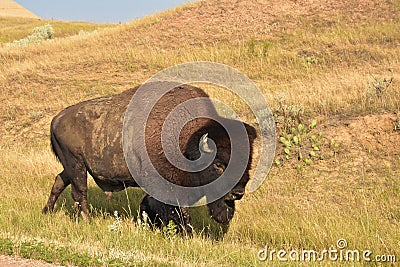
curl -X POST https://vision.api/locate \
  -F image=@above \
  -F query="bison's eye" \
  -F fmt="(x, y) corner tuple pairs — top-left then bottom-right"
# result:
(213, 162), (225, 175)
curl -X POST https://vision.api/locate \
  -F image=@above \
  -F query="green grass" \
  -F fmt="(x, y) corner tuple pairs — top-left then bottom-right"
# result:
(0, 0), (399, 265)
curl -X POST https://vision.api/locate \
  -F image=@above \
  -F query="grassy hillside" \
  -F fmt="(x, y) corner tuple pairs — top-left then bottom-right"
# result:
(0, 16), (113, 44)
(0, 0), (39, 19)
(0, 0), (399, 266)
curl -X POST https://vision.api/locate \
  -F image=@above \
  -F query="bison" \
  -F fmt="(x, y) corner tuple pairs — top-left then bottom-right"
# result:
(42, 82), (257, 234)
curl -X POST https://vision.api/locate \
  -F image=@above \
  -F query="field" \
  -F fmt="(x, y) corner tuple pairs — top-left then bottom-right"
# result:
(0, 0), (399, 266)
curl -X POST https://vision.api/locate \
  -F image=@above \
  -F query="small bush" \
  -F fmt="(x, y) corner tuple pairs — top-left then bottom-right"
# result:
(273, 92), (305, 133)
(5, 24), (54, 48)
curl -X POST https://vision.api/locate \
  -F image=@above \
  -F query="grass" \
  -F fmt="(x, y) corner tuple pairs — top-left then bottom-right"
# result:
(0, 144), (398, 266)
(0, 0), (399, 265)
(0, 17), (114, 45)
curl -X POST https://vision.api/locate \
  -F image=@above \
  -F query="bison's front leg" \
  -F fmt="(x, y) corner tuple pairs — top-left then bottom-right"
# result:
(139, 195), (193, 236)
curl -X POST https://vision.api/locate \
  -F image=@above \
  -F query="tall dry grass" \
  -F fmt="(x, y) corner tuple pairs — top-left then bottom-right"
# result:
(0, 0), (399, 265)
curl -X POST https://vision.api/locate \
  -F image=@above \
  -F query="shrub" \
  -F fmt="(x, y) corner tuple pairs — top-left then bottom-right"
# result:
(5, 24), (54, 48)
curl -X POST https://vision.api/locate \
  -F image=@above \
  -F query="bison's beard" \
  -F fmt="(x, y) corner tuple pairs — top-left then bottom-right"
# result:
(207, 199), (235, 225)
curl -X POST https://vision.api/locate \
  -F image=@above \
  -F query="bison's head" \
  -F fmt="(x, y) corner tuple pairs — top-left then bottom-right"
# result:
(186, 120), (257, 225)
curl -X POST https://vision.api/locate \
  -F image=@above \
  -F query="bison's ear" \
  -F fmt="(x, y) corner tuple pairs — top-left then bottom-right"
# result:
(199, 133), (214, 153)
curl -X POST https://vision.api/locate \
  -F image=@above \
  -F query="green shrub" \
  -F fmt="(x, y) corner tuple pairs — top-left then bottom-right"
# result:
(5, 24), (54, 48)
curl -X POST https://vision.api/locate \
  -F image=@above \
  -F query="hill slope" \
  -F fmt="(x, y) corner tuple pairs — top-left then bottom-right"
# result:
(1, 0), (399, 145)
(0, 0), (399, 266)
(0, 0), (39, 19)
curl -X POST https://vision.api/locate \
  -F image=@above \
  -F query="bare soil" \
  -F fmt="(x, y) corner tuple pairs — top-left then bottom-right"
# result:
(331, 113), (400, 156)
(0, 255), (62, 267)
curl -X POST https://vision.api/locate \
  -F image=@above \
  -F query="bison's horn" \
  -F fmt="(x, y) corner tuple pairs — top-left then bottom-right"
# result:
(199, 133), (214, 153)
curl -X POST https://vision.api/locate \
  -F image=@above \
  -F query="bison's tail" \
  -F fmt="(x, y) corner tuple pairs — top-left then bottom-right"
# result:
(50, 131), (60, 162)
(50, 117), (65, 165)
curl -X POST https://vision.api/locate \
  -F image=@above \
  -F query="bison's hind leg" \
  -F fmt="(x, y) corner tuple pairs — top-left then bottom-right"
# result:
(42, 171), (70, 214)
(69, 164), (90, 221)
(43, 164), (90, 221)
(139, 195), (192, 236)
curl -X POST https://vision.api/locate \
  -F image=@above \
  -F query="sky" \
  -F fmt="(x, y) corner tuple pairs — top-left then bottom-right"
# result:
(15, 0), (195, 23)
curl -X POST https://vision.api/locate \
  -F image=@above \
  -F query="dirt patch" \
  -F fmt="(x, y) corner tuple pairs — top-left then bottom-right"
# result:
(327, 113), (400, 156)
(0, 255), (64, 267)
(310, 113), (400, 185)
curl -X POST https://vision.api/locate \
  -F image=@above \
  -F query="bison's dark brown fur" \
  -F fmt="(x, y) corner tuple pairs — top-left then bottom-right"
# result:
(43, 82), (257, 233)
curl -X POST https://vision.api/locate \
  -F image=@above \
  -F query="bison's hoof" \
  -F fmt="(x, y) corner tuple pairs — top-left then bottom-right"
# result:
(183, 224), (194, 237)
(42, 206), (52, 214)
(105, 191), (113, 201)
(81, 211), (91, 222)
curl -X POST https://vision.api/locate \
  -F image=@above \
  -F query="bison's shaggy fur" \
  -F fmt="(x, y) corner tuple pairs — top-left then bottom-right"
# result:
(43, 82), (257, 233)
